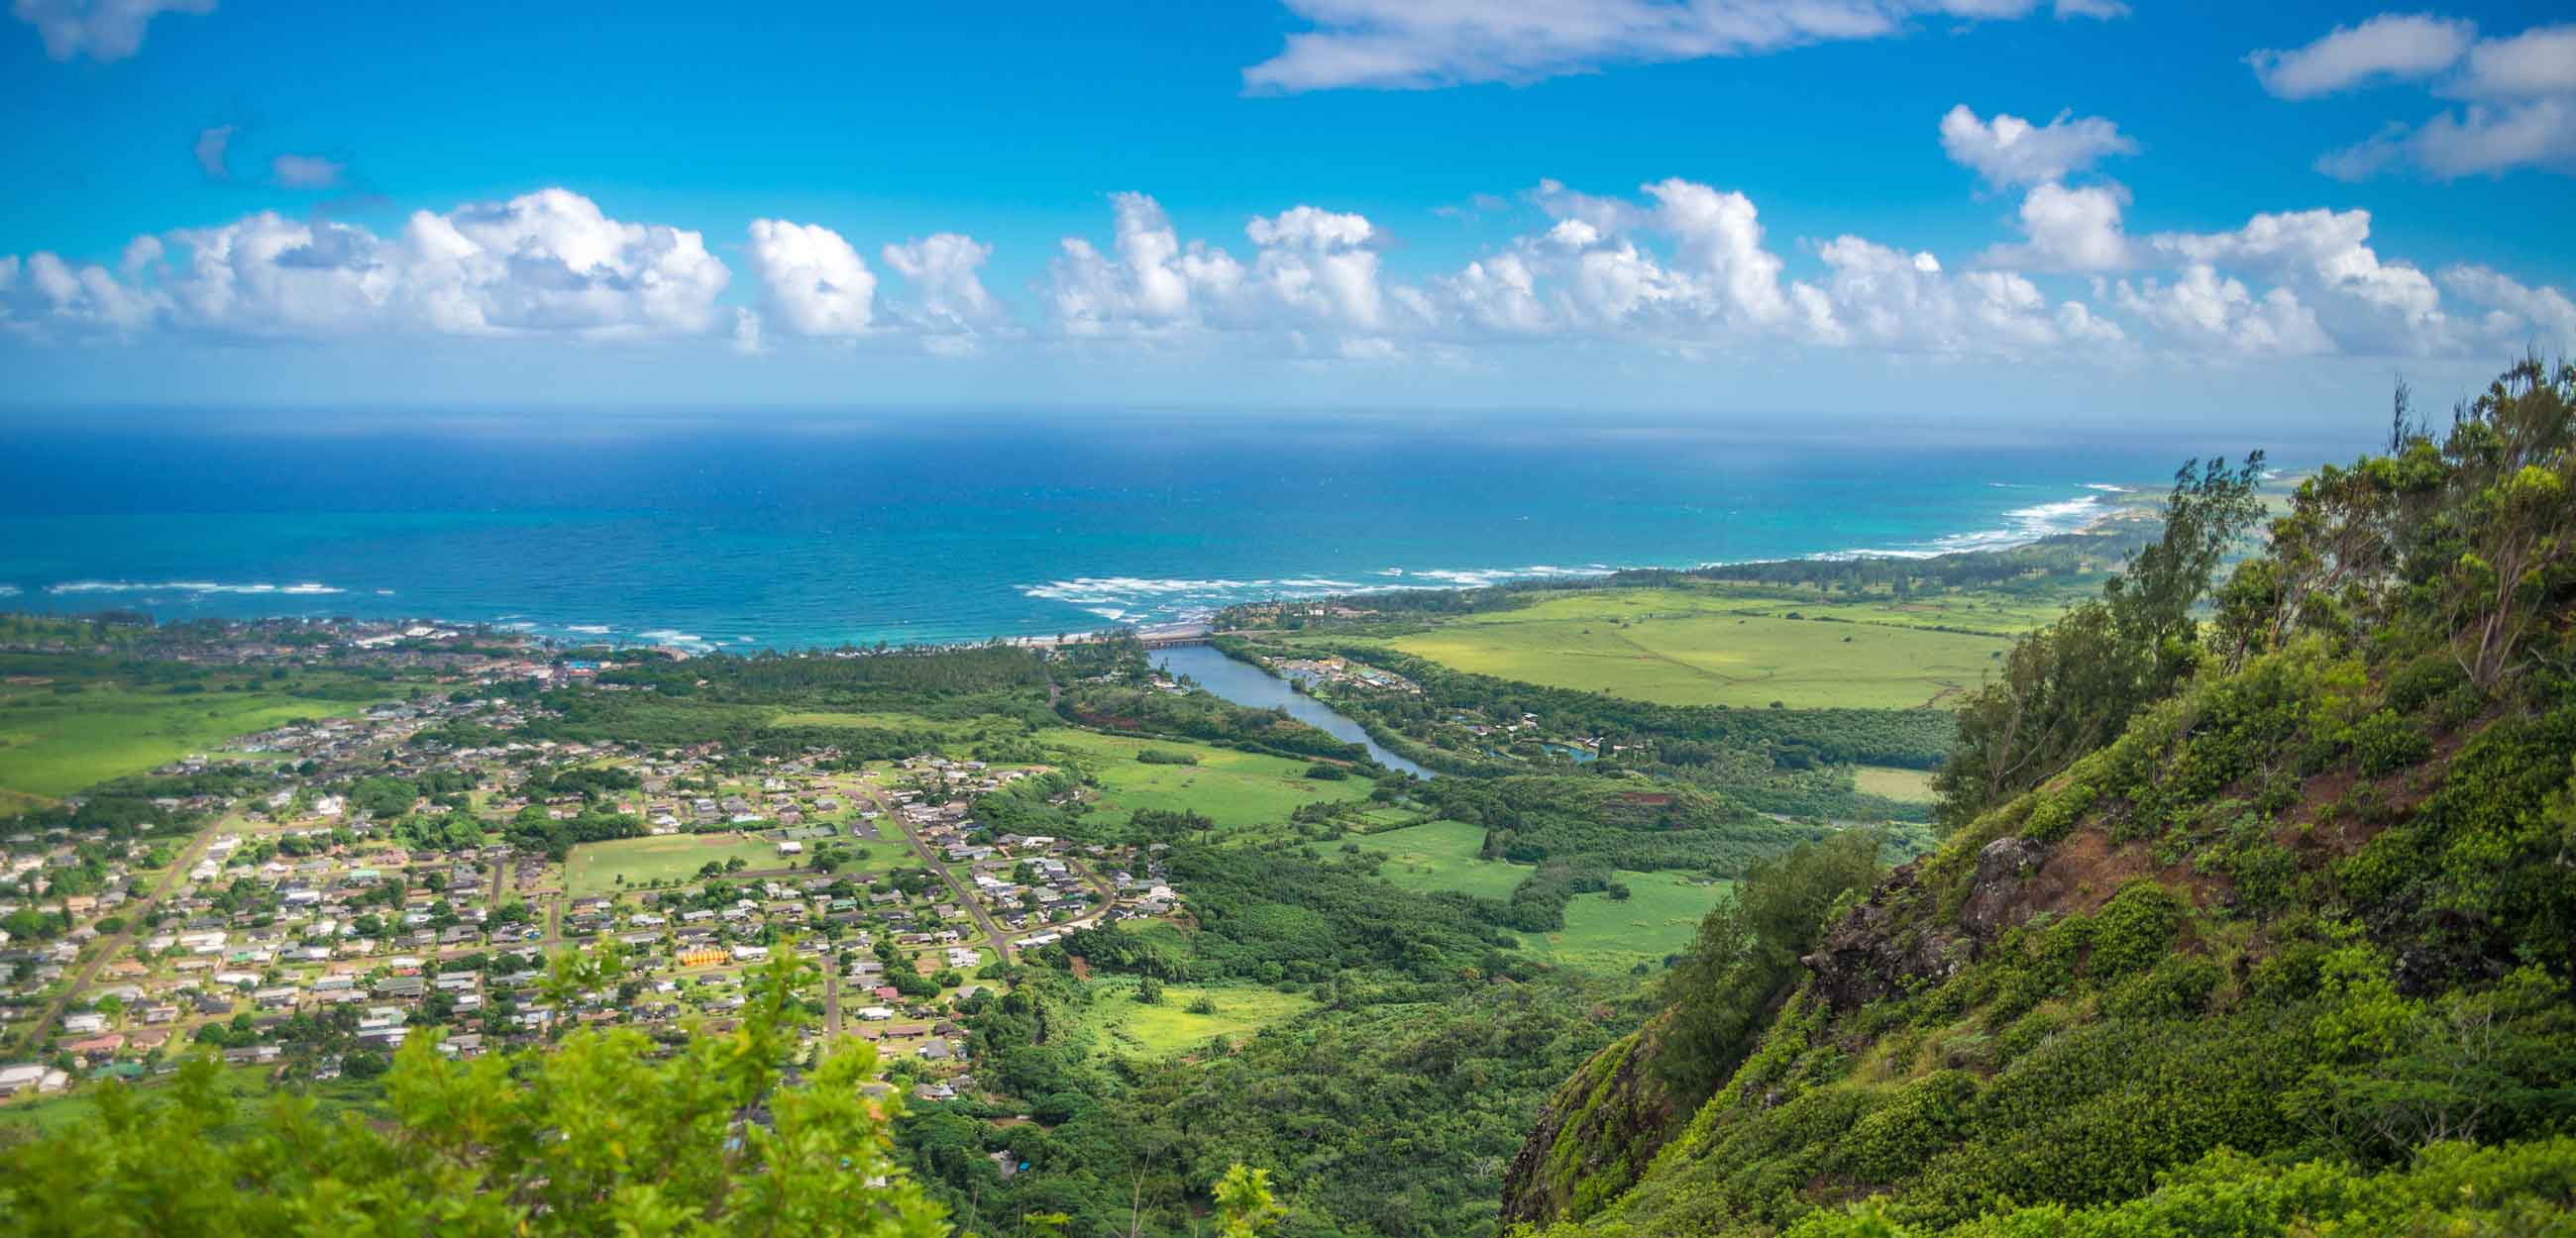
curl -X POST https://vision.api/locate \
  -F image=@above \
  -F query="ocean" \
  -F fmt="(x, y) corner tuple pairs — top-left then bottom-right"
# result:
(0, 415), (2336, 651)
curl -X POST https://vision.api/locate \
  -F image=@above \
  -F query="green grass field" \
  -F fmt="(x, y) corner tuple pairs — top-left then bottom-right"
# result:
(0, 1066), (388, 1136)
(0, 680), (378, 802)
(769, 710), (983, 733)
(1515, 870), (1733, 974)
(1086, 979), (1318, 1057)
(1855, 765), (1938, 803)
(1038, 729), (1374, 829)
(563, 834), (909, 895)
(1364, 819), (1526, 899)
(1318, 586), (2053, 709)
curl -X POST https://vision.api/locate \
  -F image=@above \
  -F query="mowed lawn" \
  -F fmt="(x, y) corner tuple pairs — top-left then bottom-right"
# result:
(1040, 730), (1374, 829)
(0, 682), (376, 802)
(1516, 871), (1733, 974)
(1365, 819), (1525, 900)
(1358, 587), (2025, 709)
(1086, 979), (1317, 1057)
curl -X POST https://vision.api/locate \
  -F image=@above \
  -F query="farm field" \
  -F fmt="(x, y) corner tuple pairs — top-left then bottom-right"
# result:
(1038, 729), (1374, 829)
(0, 677), (379, 802)
(1515, 870), (1734, 974)
(1364, 819), (1525, 900)
(1855, 765), (1938, 803)
(1324, 586), (2042, 709)
(1085, 979), (1318, 1057)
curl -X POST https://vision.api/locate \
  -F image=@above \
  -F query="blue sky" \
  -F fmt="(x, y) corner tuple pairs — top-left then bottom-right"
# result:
(2, 0), (2571, 426)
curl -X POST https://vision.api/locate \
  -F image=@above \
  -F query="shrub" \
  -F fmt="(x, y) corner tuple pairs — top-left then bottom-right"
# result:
(2086, 881), (2184, 981)
(2353, 709), (2432, 777)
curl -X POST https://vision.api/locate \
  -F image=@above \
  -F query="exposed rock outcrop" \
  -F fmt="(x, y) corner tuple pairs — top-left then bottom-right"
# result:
(1498, 1027), (1684, 1228)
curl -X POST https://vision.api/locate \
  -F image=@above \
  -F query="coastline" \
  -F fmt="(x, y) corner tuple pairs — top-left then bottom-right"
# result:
(4, 480), (2161, 656)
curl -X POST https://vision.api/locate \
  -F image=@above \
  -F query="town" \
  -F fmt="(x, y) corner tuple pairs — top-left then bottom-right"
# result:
(0, 617), (1189, 1108)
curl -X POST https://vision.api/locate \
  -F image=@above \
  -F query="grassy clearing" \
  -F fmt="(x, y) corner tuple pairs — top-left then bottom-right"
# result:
(0, 680), (379, 801)
(1515, 870), (1733, 974)
(768, 710), (983, 733)
(1086, 979), (1317, 1057)
(1854, 765), (1938, 803)
(1333, 586), (2040, 709)
(1039, 729), (1374, 829)
(1363, 819), (1527, 900)
(561, 834), (914, 895)
(0, 1066), (388, 1136)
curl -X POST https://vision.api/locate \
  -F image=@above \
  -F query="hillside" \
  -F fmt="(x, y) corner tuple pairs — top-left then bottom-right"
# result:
(1501, 361), (2576, 1236)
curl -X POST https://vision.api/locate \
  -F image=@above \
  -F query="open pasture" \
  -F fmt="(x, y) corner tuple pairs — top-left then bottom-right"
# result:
(1039, 729), (1374, 829)
(1355, 586), (2030, 709)
(1515, 870), (1734, 974)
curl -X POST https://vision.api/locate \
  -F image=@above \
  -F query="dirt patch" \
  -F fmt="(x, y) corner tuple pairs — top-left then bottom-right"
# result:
(1066, 954), (1093, 980)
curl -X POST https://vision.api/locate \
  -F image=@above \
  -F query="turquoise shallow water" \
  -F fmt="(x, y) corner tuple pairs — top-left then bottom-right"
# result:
(0, 416), (2314, 650)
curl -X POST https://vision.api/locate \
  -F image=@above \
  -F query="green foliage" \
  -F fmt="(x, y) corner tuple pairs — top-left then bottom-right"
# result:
(1778, 1137), (2576, 1238)
(1936, 456), (2268, 831)
(0, 951), (947, 1238)
(1652, 831), (1885, 1103)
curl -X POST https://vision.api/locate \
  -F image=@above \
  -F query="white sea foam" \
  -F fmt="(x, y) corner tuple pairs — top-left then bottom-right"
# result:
(374, 588), (396, 596)
(2082, 483), (2132, 493)
(1020, 565), (1614, 625)
(565, 625), (612, 635)
(636, 629), (710, 647)
(47, 579), (347, 596)
(0, 584), (18, 597)
(1819, 491), (2109, 561)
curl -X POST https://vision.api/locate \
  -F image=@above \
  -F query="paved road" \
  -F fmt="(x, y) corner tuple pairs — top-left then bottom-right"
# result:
(19, 815), (230, 1052)
(855, 780), (1015, 964)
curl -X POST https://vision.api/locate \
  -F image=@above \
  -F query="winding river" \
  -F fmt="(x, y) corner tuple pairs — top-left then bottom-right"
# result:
(1149, 645), (1432, 779)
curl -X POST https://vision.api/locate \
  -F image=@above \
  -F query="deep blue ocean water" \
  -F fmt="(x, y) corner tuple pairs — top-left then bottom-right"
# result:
(0, 416), (2342, 651)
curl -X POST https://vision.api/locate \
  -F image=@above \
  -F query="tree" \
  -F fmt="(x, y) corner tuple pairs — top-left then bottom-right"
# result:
(1935, 454), (2267, 831)
(0, 950), (947, 1238)
(1135, 976), (1165, 1005)
(1653, 831), (1884, 1103)
(1213, 1164), (1285, 1238)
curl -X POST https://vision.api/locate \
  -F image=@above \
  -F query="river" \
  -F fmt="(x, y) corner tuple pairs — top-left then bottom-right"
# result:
(1149, 645), (1432, 779)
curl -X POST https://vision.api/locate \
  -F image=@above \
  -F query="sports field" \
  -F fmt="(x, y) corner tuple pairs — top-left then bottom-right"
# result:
(0, 678), (377, 803)
(1039, 730), (1375, 829)
(1515, 870), (1734, 973)
(1365, 819), (1524, 899)
(1086, 979), (1317, 1057)
(1338, 586), (2040, 709)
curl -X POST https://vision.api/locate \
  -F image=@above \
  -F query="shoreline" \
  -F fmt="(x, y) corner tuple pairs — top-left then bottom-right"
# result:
(4, 482), (2161, 656)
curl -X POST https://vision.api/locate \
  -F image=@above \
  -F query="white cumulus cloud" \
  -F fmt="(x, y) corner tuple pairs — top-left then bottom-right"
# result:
(1939, 105), (2137, 187)
(1242, 0), (2121, 93)
(2263, 18), (2575, 179)
(269, 154), (345, 189)
(3, 187), (728, 341)
(192, 125), (233, 178)
(2247, 13), (2476, 99)
(746, 219), (877, 338)
(10, 0), (211, 61)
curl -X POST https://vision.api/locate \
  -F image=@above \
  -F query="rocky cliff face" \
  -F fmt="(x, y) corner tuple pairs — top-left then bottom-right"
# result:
(1498, 1025), (1684, 1228)
(1499, 828), (2175, 1227)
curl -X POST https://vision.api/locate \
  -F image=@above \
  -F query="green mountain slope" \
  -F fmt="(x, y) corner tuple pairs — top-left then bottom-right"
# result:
(1503, 361), (2576, 1237)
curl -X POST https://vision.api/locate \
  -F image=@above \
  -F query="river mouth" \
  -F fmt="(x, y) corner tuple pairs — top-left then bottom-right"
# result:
(1148, 645), (1432, 779)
